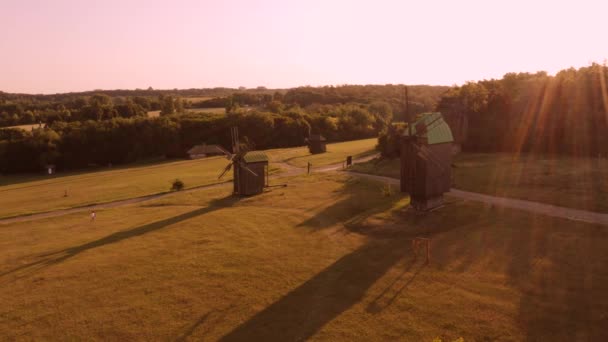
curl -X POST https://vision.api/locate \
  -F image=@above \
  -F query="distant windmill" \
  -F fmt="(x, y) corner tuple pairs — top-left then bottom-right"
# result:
(218, 127), (269, 196)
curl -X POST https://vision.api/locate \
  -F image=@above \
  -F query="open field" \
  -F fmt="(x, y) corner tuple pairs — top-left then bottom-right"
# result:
(352, 152), (608, 213)
(147, 107), (226, 117)
(0, 123), (41, 131)
(2, 172), (607, 340)
(183, 96), (214, 103)
(267, 138), (377, 168)
(0, 157), (231, 218)
(0, 138), (376, 218)
(147, 110), (161, 118)
(186, 107), (226, 114)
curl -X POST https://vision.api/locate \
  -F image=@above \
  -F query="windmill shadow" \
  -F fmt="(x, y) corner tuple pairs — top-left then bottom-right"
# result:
(0, 195), (239, 282)
(219, 239), (409, 342)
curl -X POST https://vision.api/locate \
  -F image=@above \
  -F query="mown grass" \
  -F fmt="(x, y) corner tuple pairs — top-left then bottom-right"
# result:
(186, 107), (226, 114)
(0, 138), (377, 218)
(0, 157), (231, 218)
(267, 138), (378, 168)
(351, 152), (608, 213)
(0, 123), (41, 131)
(1, 173), (607, 340)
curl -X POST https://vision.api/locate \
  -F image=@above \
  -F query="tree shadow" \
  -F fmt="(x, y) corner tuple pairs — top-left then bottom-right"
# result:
(0, 195), (240, 282)
(420, 205), (608, 341)
(507, 219), (608, 341)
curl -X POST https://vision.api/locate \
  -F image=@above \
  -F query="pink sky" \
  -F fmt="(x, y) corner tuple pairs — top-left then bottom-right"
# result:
(1, 0), (607, 94)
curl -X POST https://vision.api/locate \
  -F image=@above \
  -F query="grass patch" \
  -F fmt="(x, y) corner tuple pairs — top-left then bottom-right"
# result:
(147, 110), (161, 118)
(1, 173), (607, 340)
(0, 157), (230, 218)
(186, 107), (226, 114)
(268, 138), (377, 167)
(0, 123), (40, 131)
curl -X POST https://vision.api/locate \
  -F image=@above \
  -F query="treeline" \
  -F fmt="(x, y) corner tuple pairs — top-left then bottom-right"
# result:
(196, 85), (449, 119)
(0, 88), (280, 127)
(0, 94), (205, 127)
(0, 102), (390, 173)
(437, 63), (608, 156)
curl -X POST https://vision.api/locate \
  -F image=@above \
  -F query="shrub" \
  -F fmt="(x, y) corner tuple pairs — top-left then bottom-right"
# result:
(171, 179), (184, 191)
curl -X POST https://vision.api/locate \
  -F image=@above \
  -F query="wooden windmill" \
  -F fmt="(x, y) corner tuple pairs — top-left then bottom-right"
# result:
(400, 89), (454, 211)
(306, 134), (327, 154)
(218, 127), (269, 196)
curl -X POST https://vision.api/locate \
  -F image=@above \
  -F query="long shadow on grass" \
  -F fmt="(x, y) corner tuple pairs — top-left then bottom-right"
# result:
(422, 203), (608, 341)
(505, 215), (608, 341)
(0, 195), (239, 281)
(220, 178), (479, 341)
(220, 238), (410, 342)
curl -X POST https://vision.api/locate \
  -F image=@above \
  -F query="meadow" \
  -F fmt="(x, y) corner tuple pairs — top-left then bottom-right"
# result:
(0, 157), (231, 218)
(267, 138), (377, 168)
(1, 172), (606, 341)
(186, 107), (226, 114)
(0, 123), (41, 131)
(0, 138), (377, 218)
(351, 152), (608, 213)
(147, 107), (226, 117)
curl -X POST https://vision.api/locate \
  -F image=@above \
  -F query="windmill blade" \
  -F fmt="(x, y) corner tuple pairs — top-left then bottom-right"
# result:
(238, 161), (258, 177)
(218, 162), (233, 180)
(216, 145), (233, 160)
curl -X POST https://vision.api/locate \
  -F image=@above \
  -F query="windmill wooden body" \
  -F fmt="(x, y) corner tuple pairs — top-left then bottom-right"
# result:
(400, 112), (454, 211)
(218, 127), (269, 196)
(307, 134), (327, 154)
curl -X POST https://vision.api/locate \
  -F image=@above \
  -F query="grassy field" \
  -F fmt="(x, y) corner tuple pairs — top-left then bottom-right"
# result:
(268, 138), (378, 168)
(183, 96), (214, 103)
(1, 172), (607, 340)
(352, 152), (608, 213)
(147, 107), (225, 117)
(0, 157), (231, 218)
(0, 123), (41, 131)
(186, 107), (226, 114)
(0, 138), (376, 218)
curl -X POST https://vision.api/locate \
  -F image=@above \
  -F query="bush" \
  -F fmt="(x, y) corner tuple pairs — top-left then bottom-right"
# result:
(377, 123), (406, 158)
(171, 179), (184, 191)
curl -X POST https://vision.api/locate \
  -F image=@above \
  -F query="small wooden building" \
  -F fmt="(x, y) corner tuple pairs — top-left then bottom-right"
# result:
(234, 151), (269, 196)
(187, 144), (224, 159)
(307, 134), (327, 154)
(400, 112), (454, 211)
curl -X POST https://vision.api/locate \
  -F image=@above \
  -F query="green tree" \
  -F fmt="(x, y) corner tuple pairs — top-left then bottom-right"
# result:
(160, 95), (175, 115)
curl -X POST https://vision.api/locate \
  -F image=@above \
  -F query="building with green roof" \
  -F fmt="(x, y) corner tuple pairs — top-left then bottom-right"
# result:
(401, 112), (454, 210)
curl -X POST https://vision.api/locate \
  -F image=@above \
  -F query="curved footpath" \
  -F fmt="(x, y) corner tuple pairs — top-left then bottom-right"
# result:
(2, 154), (608, 226)
(346, 171), (608, 226)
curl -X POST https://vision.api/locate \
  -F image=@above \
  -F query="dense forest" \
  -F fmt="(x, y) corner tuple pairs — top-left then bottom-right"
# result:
(378, 63), (608, 158)
(0, 85), (445, 173)
(2, 63), (607, 174)
(437, 63), (608, 156)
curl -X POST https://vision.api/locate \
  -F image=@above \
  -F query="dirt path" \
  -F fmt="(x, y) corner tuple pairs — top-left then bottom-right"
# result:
(346, 171), (608, 226)
(5, 154), (608, 227)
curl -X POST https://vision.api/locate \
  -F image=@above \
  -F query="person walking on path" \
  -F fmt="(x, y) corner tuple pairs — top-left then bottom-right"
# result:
(90, 211), (96, 222)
